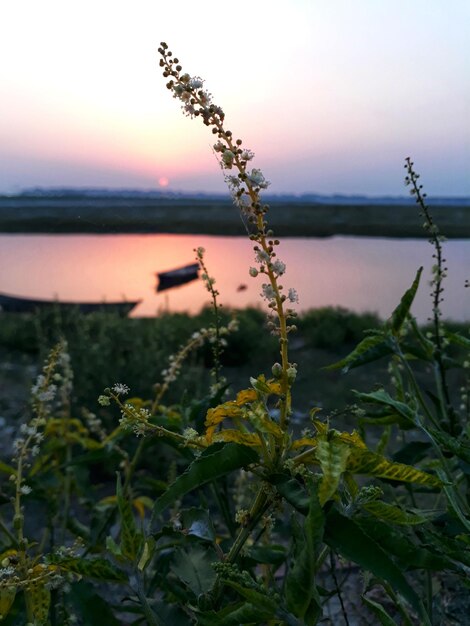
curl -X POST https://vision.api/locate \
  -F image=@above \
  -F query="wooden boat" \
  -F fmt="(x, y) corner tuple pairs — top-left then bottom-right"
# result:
(156, 262), (199, 292)
(0, 292), (140, 316)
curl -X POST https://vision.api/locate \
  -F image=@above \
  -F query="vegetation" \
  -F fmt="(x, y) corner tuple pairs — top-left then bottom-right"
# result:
(0, 44), (469, 625)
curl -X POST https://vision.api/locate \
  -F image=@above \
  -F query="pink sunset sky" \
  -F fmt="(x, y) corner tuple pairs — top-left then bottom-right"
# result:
(0, 0), (468, 196)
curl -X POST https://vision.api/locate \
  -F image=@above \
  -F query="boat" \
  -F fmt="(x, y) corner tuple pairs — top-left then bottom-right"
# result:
(156, 262), (199, 292)
(0, 292), (140, 316)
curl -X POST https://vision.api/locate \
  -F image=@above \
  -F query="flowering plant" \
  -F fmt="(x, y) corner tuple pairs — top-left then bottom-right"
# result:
(0, 42), (468, 626)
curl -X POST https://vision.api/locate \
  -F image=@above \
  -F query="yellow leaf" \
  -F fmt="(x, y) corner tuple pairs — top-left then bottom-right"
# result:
(316, 438), (351, 506)
(235, 389), (258, 405)
(212, 430), (261, 447)
(347, 449), (442, 487)
(24, 581), (50, 626)
(0, 587), (16, 621)
(248, 405), (283, 438)
(205, 402), (244, 442)
(363, 501), (429, 525)
(312, 419), (328, 435)
(290, 437), (318, 450)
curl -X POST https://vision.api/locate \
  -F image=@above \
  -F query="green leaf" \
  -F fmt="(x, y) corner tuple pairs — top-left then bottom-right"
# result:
(362, 596), (396, 626)
(437, 467), (470, 533)
(325, 508), (426, 620)
(428, 429), (470, 464)
(388, 267), (422, 334)
(116, 473), (143, 560)
(170, 546), (217, 596)
(68, 581), (121, 626)
(50, 556), (127, 582)
(0, 461), (16, 476)
(445, 330), (470, 349)
(285, 487), (324, 622)
(150, 443), (258, 526)
(326, 333), (392, 373)
(354, 389), (416, 427)
(245, 544), (287, 567)
(362, 501), (430, 525)
(392, 441), (432, 465)
(222, 580), (278, 614)
(181, 508), (216, 542)
(197, 602), (273, 626)
(269, 473), (309, 514)
(356, 517), (453, 570)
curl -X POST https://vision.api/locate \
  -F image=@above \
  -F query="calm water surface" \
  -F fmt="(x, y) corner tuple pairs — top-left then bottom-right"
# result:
(0, 234), (469, 323)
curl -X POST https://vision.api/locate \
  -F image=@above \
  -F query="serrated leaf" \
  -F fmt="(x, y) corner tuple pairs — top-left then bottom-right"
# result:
(116, 474), (143, 560)
(325, 508), (426, 620)
(170, 546), (217, 596)
(363, 501), (429, 525)
(362, 596), (396, 626)
(150, 443), (258, 527)
(388, 267), (422, 334)
(316, 438), (351, 505)
(326, 334), (392, 373)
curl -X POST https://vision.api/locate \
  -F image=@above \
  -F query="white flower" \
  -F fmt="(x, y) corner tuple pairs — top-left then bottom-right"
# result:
(189, 76), (203, 89)
(272, 259), (286, 275)
(241, 149), (254, 161)
(288, 288), (299, 303)
(0, 566), (15, 578)
(182, 427), (199, 441)
(249, 267), (258, 277)
(112, 383), (130, 396)
(37, 385), (57, 403)
(213, 141), (225, 152)
(246, 168), (270, 189)
(98, 395), (111, 406)
(261, 284), (276, 301)
(20, 485), (32, 495)
(256, 249), (270, 264)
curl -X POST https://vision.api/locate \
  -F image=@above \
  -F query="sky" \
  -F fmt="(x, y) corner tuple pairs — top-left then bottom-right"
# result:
(0, 0), (469, 196)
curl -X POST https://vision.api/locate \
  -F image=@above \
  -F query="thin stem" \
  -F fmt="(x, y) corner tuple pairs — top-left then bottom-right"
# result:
(330, 551), (350, 626)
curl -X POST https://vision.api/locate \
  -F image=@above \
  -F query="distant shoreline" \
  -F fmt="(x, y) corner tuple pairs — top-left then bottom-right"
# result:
(1, 197), (469, 238)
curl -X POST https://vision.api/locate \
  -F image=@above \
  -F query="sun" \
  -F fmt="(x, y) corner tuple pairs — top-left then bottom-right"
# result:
(158, 176), (169, 188)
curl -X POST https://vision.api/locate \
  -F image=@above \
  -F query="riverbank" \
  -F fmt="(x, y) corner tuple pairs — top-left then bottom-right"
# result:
(1, 195), (470, 237)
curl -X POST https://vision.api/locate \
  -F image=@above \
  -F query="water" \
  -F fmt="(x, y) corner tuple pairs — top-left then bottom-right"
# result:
(0, 234), (469, 322)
